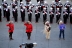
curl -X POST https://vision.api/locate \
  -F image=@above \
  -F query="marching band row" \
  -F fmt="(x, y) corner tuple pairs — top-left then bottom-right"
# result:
(0, 0), (72, 24)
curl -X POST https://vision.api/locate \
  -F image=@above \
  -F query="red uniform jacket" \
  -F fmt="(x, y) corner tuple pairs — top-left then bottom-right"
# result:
(6, 23), (14, 32)
(24, 23), (33, 33)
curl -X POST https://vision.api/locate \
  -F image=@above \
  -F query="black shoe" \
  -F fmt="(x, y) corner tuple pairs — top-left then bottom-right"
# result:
(27, 39), (30, 40)
(28, 39), (30, 40)
(28, 38), (30, 40)
(10, 38), (14, 40)
(11, 38), (14, 40)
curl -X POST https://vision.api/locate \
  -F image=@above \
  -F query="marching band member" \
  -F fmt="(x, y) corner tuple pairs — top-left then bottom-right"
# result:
(58, 1), (63, 13)
(12, 6), (18, 22)
(63, 7), (68, 24)
(2, 0), (8, 18)
(43, 7), (47, 24)
(25, 1), (33, 11)
(20, 1), (24, 9)
(41, 5), (45, 11)
(31, 4), (35, 8)
(56, 8), (61, 23)
(6, 6), (10, 22)
(44, 1), (48, 10)
(49, 8), (54, 23)
(37, 5), (41, 12)
(27, 6), (33, 22)
(35, 7), (39, 23)
(64, 1), (71, 14)
(50, 1), (56, 13)
(14, 0), (18, 5)
(10, 0), (17, 9)
(38, 8), (40, 19)
(20, 6), (25, 22)
(56, 1), (63, 13)
(11, 0), (17, 18)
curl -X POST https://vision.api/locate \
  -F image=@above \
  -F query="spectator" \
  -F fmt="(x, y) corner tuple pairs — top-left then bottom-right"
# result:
(6, 21), (14, 40)
(59, 20), (65, 40)
(24, 21), (33, 40)
(44, 21), (51, 40)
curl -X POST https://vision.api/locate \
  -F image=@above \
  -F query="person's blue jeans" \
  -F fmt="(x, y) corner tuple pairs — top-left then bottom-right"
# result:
(59, 29), (65, 39)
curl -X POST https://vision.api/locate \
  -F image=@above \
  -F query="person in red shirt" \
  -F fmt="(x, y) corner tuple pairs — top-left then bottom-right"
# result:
(6, 21), (14, 40)
(24, 21), (33, 40)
